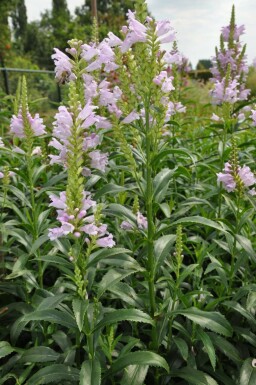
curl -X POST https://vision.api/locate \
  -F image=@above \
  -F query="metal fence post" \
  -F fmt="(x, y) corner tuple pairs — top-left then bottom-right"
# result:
(0, 55), (10, 95)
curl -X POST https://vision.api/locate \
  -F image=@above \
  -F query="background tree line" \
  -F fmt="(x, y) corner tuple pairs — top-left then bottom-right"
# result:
(0, 0), (136, 69)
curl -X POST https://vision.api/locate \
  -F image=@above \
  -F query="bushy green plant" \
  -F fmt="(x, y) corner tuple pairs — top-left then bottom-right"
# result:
(1, 3), (256, 385)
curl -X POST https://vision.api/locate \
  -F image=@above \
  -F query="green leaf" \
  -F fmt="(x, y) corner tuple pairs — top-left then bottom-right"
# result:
(0, 341), (15, 359)
(236, 234), (256, 262)
(121, 364), (149, 385)
(105, 204), (137, 224)
(108, 282), (144, 308)
(22, 309), (76, 329)
(19, 346), (59, 363)
(154, 234), (176, 274)
(172, 367), (218, 385)
(88, 248), (141, 272)
(240, 358), (256, 385)
(173, 337), (189, 361)
(97, 269), (137, 299)
(93, 309), (154, 332)
(93, 183), (128, 200)
(223, 301), (256, 325)
(158, 216), (227, 236)
(153, 168), (174, 203)
(26, 364), (80, 385)
(210, 334), (241, 363)
(174, 307), (232, 337)
(197, 328), (216, 370)
(80, 359), (101, 385)
(37, 294), (68, 311)
(30, 234), (50, 254)
(109, 351), (169, 374)
(72, 299), (89, 332)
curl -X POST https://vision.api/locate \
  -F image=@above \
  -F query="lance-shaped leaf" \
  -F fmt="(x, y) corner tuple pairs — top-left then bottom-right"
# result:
(173, 307), (232, 337)
(93, 309), (154, 332)
(109, 351), (169, 375)
(26, 364), (80, 385)
(80, 359), (101, 385)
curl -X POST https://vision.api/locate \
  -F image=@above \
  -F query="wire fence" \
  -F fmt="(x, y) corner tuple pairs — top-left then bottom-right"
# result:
(0, 67), (61, 103)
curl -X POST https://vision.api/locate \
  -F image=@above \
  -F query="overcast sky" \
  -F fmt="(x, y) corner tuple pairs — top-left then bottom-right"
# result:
(25, 0), (256, 68)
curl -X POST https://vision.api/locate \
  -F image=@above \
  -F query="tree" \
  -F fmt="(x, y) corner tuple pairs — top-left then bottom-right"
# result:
(11, 0), (28, 54)
(74, 0), (137, 40)
(196, 59), (212, 70)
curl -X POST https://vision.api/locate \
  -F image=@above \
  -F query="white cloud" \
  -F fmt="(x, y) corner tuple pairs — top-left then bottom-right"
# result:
(147, 0), (256, 67)
(25, 0), (85, 21)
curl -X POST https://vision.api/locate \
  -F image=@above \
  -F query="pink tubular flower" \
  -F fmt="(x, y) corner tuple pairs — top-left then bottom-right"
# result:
(211, 79), (239, 105)
(120, 221), (134, 230)
(217, 162), (236, 192)
(221, 24), (245, 42)
(89, 150), (108, 172)
(250, 110), (256, 126)
(96, 234), (115, 248)
(10, 110), (46, 138)
(137, 212), (148, 230)
(238, 165), (256, 187)
(52, 106), (73, 142)
(121, 10), (147, 53)
(217, 162), (256, 193)
(122, 111), (140, 124)
(155, 20), (176, 44)
(153, 71), (174, 93)
(163, 51), (183, 66)
(52, 48), (76, 83)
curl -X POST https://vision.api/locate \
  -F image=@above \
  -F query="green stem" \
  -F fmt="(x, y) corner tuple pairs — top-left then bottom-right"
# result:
(27, 152), (43, 288)
(229, 194), (240, 293)
(145, 96), (157, 351)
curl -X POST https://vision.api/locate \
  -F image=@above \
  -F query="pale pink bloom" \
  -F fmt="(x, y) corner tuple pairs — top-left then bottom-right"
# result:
(137, 212), (148, 230)
(106, 32), (122, 47)
(96, 234), (115, 248)
(32, 146), (42, 156)
(211, 113), (221, 122)
(121, 10), (147, 52)
(13, 146), (25, 154)
(78, 101), (98, 128)
(221, 24), (245, 42)
(155, 20), (176, 44)
(83, 74), (98, 101)
(0, 172), (4, 178)
(122, 111), (140, 124)
(250, 110), (256, 126)
(95, 116), (112, 130)
(81, 43), (98, 61)
(0, 138), (4, 148)
(49, 222), (75, 240)
(10, 110), (46, 138)
(237, 113), (245, 122)
(217, 162), (236, 192)
(53, 106), (73, 141)
(120, 221), (134, 230)
(238, 165), (256, 187)
(89, 150), (108, 172)
(83, 134), (100, 150)
(249, 188), (256, 196)
(80, 223), (99, 235)
(154, 71), (174, 93)
(49, 192), (67, 210)
(52, 48), (76, 83)
(163, 52), (183, 66)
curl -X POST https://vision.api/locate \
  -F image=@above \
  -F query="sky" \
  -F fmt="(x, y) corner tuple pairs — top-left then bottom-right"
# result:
(25, 0), (256, 68)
